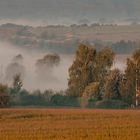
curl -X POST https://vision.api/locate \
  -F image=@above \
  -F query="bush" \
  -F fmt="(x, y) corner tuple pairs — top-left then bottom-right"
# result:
(50, 94), (80, 107)
(95, 99), (128, 109)
(87, 98), (98, 108)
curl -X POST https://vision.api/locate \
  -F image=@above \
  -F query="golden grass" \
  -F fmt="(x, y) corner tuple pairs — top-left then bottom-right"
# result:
(0, 109), (140, 140)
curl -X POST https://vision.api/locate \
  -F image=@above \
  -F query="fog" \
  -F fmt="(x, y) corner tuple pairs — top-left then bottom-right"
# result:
(0, 41), (128, 92)
(0, 41), (73, 91)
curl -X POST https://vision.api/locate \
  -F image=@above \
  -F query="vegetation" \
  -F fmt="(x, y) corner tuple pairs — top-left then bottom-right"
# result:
(0, 23), (140, 54)
(0, 84), (9, 107)
(67, 44), (114, 98)
(35, 54), (61, 80)
(120, 49), (140, 105)
(67, 44), (140, 108)
(94, 100), (128, 109)
(104, 69), (122, 100)
(0, 44), (139, 108)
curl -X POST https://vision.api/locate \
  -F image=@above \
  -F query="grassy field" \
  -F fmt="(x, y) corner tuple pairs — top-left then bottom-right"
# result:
(0, 109), (140, 140)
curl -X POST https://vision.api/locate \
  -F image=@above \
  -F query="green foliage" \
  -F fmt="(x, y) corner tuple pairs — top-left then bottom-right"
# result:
(95, 100), (128, 109)
(87, 98), (99, 108)
(10, 89), (53, 106)
(50, 94), (80, 107)
(19, 93), (46, 106)
(10, 89), (80, 107)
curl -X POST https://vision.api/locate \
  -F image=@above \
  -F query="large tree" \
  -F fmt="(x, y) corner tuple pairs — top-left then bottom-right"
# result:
(67, 44), (96, 97)
(67, 44), (114, 97)
(121, 49), (140, 105)
(94, 47), (115, 96)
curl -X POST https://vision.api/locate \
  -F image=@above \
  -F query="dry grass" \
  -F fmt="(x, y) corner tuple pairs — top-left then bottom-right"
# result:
(0, 109), (140, 140)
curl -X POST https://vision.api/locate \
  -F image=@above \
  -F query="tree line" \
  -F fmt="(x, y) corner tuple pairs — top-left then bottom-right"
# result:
(0, 44), (140, 108)
(67, 44), (140, 108)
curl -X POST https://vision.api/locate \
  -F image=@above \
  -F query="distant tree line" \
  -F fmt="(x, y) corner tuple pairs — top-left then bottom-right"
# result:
(94, 40), (140, 54)
(1, 23), (140, 54)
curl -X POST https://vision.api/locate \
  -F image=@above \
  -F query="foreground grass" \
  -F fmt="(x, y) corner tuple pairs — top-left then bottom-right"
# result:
(0, 109), (139, 140)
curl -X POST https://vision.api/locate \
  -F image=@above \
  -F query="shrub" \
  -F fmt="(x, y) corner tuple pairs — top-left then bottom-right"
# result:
(50, 94), (80, 107)
(95, 99), (128, 109)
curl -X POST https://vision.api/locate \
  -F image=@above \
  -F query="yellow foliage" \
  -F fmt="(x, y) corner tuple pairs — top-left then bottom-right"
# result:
(83, 82), (100, 98)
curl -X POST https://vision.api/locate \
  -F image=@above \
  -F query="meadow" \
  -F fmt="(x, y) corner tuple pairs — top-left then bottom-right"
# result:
(0, 109), (139, 140)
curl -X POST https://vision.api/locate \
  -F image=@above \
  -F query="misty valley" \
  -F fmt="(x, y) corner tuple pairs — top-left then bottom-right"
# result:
(0, 1), (140, 139)
(0, 1), (140, 140)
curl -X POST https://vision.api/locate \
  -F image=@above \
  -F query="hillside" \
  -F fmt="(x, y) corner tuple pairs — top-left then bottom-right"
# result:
(0, 23), (140, 53)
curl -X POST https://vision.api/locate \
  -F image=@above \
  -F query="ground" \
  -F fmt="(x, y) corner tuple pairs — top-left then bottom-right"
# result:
(0, 109), (140, 140)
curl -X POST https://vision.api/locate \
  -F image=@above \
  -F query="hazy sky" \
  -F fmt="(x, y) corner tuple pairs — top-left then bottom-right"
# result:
(0, 0), (140, 25)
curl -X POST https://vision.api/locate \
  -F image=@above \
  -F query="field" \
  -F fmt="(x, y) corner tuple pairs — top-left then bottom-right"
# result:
(32, 24), (140, 42)
(0, 109), (140, 140)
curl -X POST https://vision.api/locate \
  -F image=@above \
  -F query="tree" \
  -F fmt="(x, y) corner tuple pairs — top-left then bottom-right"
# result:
(35, 53), (60, 80)
(104, 69), (122, 100)
(83, 82), (100, 99)
(121, 48), (140, 105)
(12, 54), (24, 63)
(9, 74), (23, 104)
(67, 44), (115, 97)
(12, 74), (23, 95)
(5, 62), (25, 82)
(67, 44), (96, 97)
(0, 84), (10, 107)
(81, 82), (100, 108)
(94, 47), (115, 95)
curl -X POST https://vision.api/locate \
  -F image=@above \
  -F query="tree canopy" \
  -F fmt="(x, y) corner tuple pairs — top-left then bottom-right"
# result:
(67, 44), (115, 97)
